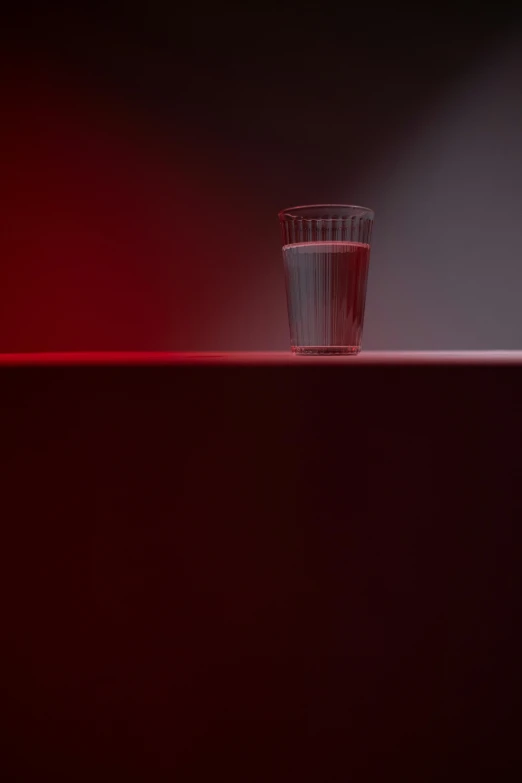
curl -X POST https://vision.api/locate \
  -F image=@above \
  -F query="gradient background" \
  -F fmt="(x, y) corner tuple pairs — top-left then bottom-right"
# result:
(1, 3), (522, 352)
(3, 7), (522, 781)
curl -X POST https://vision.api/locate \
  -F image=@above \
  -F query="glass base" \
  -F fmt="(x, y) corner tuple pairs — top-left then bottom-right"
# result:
(292, 346), (360, 356)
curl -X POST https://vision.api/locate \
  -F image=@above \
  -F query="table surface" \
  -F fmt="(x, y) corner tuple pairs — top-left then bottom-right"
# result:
(1, 347), (522, 780)
(1, 350), (522, 365)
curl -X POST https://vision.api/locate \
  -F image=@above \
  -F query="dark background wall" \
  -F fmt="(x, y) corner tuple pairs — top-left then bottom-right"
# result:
(1, 3), (521, 352)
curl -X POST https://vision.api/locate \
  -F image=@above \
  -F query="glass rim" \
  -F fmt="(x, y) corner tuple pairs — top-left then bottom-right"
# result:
(279, 203), (374, 221)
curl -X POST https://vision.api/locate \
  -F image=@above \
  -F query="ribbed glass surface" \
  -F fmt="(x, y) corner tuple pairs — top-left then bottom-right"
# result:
(279, 209), (373, 247)
(283, 241), (369, 354)
(279, 205), (374, 355)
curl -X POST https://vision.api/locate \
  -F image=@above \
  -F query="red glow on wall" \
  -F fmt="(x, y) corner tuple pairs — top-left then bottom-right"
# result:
(1, 63), (284, 353)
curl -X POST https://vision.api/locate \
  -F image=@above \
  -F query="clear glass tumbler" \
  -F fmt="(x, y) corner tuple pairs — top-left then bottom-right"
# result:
(279, 204), (374, 355)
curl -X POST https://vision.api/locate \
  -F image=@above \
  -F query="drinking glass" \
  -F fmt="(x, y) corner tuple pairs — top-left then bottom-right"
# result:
(279, 204), (374, 355)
